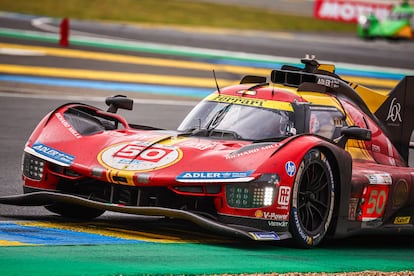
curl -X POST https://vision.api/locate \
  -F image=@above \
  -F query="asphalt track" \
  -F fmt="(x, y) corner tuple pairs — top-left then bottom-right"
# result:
(1, 11), (414, 275)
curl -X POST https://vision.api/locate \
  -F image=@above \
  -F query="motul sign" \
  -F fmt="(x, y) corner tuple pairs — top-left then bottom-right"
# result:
(314, 0), (392, 23)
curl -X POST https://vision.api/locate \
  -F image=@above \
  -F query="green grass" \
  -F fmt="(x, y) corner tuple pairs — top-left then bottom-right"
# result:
(0, 0), (355, 32)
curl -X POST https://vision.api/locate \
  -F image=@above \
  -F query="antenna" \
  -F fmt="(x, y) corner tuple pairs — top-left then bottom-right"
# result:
(212, 70), (221, 94)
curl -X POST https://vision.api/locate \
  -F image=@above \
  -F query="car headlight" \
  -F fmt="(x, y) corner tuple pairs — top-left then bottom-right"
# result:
(226, 174), (279, 208)
(22, 153), (45, 181)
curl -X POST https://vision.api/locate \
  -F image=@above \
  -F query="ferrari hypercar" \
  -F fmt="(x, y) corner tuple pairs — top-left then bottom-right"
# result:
(1, 56), (414, 248)
(358, 1), (414, 40)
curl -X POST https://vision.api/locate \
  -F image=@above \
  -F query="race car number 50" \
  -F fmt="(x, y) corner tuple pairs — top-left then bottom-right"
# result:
(114, 144), (174, 163)
(99, 142), (182, 171)
(360, 185), (389, 221)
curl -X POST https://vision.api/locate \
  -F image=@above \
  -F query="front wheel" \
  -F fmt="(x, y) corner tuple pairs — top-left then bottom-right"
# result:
(289, 149), (335, 248)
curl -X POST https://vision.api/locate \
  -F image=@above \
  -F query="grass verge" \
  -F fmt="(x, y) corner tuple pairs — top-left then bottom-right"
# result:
(0, 0), (355, 32)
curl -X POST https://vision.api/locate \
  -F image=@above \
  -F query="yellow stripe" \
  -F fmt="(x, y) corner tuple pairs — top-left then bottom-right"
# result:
(0, 43), (396, 91)
(0, 64), (237, 88)
(0, 42), (270, 76)
(0, 240), (31, 246)
(206, 93), (293, 111)
(0, 43), (388, 89)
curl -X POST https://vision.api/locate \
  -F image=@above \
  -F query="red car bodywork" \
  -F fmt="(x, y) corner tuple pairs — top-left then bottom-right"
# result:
(1, 57), (414, 247)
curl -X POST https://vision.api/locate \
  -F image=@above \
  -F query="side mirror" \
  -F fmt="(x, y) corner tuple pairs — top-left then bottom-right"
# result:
(336, 126), (371, 148)
(105, 95), (133, 113)
(341, 126), (371, 140)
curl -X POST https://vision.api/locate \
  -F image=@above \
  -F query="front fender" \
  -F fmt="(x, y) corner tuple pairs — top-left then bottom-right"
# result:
(258, 134), (353, 237)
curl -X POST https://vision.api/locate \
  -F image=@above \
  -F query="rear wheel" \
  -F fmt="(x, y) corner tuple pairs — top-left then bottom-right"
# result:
(289, 149), (335, 248)
(45, 203), (105, 220)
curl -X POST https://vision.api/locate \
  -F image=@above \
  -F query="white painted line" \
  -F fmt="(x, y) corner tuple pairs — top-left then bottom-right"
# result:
(0, 48), (45, 56)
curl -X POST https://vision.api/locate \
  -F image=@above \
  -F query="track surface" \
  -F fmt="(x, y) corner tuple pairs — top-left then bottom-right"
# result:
(1, 11), (414, 275)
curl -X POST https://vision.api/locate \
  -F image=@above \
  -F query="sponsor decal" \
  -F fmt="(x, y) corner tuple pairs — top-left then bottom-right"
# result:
(394, 216), (411, 225)
(99, 141), (182, 172)
(249, 232), (280, 241)
(207, 94), (293, 111)
(226, 144), (278, 160)
(265, 212), (288, 221)
(317, 77), (339, 88)
(392, 179), (409, 209)
(176, 170), (254, 182)
(31, 142), (74, 166)
(293, 207), (313, 245)
(359, 185), (389, 222)
(348, 198), (359, 221)
(362, 219), (383, 229)
(55, 113), (81, 138)
(255, 210), (289, 221)
(371, 144), (381, 153)
(277, 186), (291, 206)
(386, 98), (402, 124)
(314, 0), (391, 23)
(285, 161), (296, 177)
(268, 221), (288, 228)
(254, 210), (264, 218)
(366, 173), (392, 185)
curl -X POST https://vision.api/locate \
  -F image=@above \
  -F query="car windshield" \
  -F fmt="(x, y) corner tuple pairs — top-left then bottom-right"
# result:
(177, 100), (295, 141)
(389, 12), (413, 20)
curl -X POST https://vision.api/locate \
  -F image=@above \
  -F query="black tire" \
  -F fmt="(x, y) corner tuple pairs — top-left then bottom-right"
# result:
(45, 203), (105, 220)
(289, 149), (335, 248)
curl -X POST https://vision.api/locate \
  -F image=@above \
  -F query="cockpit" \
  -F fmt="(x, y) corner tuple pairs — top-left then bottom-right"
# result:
(177, 95), (346, 142)
(178, 99), (296, 141)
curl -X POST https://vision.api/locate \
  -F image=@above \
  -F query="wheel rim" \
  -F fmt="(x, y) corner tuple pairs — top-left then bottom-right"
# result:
(297, 161), (331, 234)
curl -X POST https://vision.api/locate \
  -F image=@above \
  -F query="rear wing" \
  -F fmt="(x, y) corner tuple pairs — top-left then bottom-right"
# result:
(373, 76), (414, 163)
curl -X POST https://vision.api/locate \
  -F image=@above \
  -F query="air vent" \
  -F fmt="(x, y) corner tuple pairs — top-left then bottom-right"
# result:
(271, 70), (317, 87)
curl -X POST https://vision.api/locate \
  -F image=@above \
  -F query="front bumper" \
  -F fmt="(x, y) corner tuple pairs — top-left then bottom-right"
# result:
(0, 191), (292, 242)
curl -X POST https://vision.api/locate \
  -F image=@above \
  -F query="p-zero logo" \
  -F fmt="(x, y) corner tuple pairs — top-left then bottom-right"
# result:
(99, 142), (182, 172)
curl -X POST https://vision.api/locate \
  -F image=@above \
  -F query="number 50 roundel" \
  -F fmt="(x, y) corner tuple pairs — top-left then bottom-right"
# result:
(98, 142), (183, 172)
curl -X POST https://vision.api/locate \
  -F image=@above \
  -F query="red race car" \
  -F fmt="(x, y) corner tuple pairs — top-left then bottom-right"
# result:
(1, 56), (413, 248)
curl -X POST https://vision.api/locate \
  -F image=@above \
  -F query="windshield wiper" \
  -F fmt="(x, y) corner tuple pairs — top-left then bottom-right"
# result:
(206, 103), (232, 131)
(179, 104), (240, 138)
